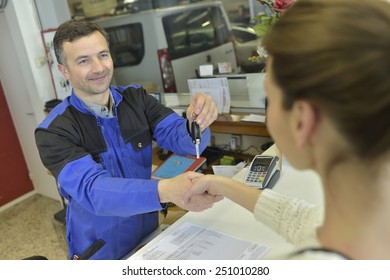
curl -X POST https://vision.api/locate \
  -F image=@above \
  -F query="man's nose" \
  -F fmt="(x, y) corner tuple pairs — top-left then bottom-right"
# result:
(91, 58), (105, 72)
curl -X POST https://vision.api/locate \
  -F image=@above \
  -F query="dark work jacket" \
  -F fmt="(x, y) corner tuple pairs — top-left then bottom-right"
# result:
(35, 85), (210, 259)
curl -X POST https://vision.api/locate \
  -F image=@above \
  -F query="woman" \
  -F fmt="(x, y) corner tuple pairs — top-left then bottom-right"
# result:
(184, 0), (390, 259)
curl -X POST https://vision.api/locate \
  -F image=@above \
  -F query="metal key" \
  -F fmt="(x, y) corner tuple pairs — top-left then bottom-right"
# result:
(191, 120), (201, 159)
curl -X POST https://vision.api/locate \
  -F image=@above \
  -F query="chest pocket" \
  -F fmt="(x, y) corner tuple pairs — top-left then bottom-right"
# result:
(128, 128), (152, 152)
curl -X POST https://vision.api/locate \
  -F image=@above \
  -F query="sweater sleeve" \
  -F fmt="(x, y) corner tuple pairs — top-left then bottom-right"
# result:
(254, 189), (323, 245)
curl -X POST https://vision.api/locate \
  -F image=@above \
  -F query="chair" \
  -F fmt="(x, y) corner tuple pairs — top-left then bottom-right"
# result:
(22, 255), (48, 260)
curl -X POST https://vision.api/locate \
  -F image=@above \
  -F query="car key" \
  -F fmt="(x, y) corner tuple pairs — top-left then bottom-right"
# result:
(191, 120), (201, 159)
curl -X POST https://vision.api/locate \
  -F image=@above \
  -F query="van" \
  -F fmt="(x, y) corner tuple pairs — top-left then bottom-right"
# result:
(93, 1), (237, 93)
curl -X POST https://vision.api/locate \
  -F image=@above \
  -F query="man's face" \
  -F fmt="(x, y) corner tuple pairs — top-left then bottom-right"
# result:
(58, 31), (113, 100)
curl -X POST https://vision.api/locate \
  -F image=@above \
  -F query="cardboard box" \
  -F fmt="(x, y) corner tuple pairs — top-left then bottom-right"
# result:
(82, 0), (116, 17)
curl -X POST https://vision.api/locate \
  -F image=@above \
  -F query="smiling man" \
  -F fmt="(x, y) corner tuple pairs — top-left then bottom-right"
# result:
(35, 20), (221, 260)
(57, 29), (113, 106)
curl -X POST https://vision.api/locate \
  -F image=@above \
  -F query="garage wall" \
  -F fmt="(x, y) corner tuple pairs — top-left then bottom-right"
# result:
(0, 0), (62, 205)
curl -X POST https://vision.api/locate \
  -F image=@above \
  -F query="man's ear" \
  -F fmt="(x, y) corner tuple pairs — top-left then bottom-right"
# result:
(291, 101), (319, 148)
(57, 64), (70, 80)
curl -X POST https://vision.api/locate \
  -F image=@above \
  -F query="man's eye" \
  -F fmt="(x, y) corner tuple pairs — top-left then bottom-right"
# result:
(78, 59), (88, 65)
(100, 53), (110, 59)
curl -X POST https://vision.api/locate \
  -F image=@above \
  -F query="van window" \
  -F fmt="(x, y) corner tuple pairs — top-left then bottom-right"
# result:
(105, 23), (144, 67)
(232, 27), (258, 43)
(163, 7), (231, 60)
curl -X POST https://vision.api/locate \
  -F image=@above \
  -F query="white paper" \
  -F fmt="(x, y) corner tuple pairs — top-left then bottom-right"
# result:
(212, 161), (246, 178)
(131, 221), (270, 260)
(241, 114), (266, 123)
(188, 78), (231, 114)
(172, 108), (185, 116)
(246, 73), (267, 108)
(199, 64), (214, 76)
(192, 87), (224, 114)
(164, 93), (180, 107)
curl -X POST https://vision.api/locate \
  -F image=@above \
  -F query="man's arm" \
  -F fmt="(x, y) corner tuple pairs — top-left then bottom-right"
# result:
(152, 93), (218, 157)
(158, 172), (223, 212)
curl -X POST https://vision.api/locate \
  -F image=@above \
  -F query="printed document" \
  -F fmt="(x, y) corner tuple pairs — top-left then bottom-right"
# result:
(131, 221), (270, 260)
(188, 78), (231, 114)
(241, 114), (266, 123)
(212, 161), (247, 178)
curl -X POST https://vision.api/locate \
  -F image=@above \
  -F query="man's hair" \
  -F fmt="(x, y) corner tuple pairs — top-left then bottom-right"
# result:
(53, 19), (109, 65)
(262, 0), (390, 161)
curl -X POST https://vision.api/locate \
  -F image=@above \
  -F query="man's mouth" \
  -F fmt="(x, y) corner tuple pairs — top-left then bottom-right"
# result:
(89, 74), (107, 82)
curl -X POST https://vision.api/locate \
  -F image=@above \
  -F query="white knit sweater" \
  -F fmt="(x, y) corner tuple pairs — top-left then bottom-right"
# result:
(254, 189), (346, 259)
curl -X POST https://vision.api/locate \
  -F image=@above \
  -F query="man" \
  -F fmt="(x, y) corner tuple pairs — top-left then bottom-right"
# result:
(35, 19), (220, 260)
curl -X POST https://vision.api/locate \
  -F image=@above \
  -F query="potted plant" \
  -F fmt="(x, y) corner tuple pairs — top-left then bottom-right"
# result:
(249, 0), (295, 63)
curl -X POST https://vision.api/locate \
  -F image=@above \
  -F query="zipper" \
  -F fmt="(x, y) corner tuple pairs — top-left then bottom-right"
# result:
(73, 239), (106, 260)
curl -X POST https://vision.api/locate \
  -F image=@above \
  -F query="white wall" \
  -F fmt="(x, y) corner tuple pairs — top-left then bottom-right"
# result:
(35, 0), (71, 29)
(0, 0), (63, 202)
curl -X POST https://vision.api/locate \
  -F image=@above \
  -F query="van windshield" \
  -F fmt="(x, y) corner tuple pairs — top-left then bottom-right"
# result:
(163, 6), (231, 60)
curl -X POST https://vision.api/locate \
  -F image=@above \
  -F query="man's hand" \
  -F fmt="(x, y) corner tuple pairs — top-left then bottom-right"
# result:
(157, 171), (222, 212)
(183, 175), (223, 207)
(184, 174), (261, 213)
(186, 93), (218, 132)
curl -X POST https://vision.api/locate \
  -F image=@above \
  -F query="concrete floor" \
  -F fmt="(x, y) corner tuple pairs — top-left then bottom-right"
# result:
(0, 194), (68, 260)
(0, 194), (186, 260)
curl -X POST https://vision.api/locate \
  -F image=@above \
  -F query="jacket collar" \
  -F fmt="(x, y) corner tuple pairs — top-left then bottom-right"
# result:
(69, 86), (126, 115)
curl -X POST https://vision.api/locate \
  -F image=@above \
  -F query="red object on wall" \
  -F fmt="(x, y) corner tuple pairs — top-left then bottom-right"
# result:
(0, 81), (33, 206)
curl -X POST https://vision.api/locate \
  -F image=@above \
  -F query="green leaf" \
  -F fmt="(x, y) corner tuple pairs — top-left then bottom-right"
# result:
(248, 55), (264, 63)
(252, 13), (267, 22)
(253, 24), (271, 37)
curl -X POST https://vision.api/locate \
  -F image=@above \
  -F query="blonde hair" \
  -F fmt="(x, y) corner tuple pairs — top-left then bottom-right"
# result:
(263, 0), (390, 160)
